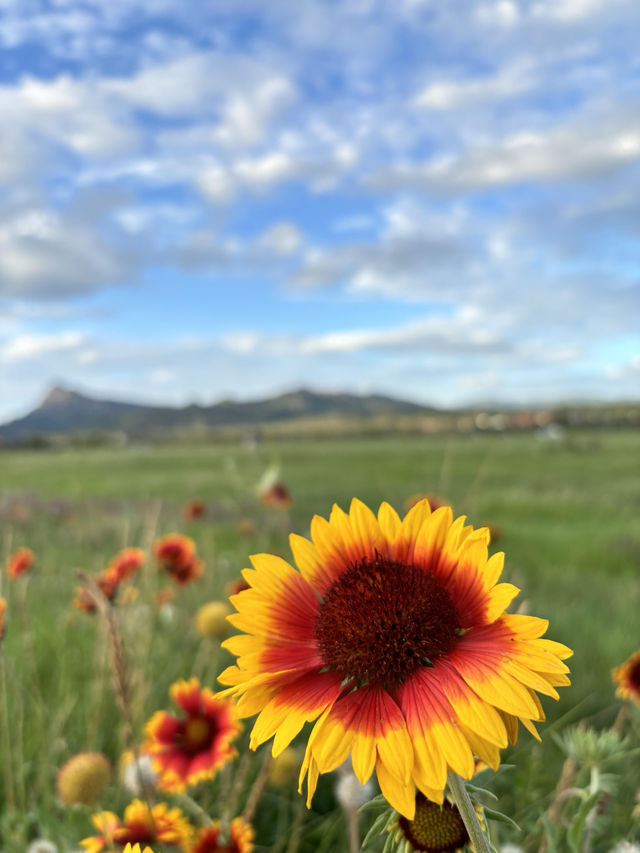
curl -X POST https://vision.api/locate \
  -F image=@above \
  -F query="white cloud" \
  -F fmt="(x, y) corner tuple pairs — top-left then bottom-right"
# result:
(0, 331), (86, 362)
(413, 59), (537, 110)
(256, 222), (302, 255)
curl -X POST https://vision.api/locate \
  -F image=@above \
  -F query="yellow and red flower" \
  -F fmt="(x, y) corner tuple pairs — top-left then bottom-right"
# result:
(7, 546), (34, 579)
(145, 678), (239, 791)
(123, 845), (156, 853)
(260, 482), (292, 508)
(109, 548), (146, 583)
(184, 500), (206, 521)
(153, 534), (203, 586)
(405, 495), (448, 512)
(191, 818), (254, 853)
(390, 791), (481, 852)
(81, 799), (192, 853)
(73, 567), (120, 613)
(218, 498), (572, 819)
(612, 649), (640, 706)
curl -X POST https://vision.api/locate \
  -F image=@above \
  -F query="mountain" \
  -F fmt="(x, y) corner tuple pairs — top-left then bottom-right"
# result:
(0, 385), (436, 442)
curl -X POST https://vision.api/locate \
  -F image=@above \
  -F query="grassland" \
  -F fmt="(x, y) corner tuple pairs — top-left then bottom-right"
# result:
(0, 429), (638, 852)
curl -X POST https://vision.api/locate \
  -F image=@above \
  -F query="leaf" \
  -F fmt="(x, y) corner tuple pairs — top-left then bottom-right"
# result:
(483, 807), (521, 832)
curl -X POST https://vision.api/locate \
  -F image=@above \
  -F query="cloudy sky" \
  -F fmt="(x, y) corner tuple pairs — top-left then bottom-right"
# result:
(0, 0), (639, 421)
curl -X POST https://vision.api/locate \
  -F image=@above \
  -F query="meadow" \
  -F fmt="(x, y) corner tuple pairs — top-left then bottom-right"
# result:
(1, 428), (638, 852)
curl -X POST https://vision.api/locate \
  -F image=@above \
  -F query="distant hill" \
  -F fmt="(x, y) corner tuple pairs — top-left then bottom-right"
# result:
(0, 385), (435, 442)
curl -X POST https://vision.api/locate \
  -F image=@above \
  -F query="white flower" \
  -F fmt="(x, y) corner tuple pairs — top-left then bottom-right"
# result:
(500, 846), (524, 853)
(609, 844), (640, 853)
(122, 752), (157, 795)
(335, 772), (373, 811)
(27, 841), (58, 853)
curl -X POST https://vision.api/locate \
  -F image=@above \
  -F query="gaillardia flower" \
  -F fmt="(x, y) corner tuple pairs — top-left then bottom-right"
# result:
(218, 499), (572, 818)
(7, 546), (34, 579)
(153, 534), (203, 586)
(191, 818), (254, 853)
(123, 845), (156, 853)
(109, 548), (146, 583)
(184, 499), (206, 521)
(260, 481), (292, 508)
(73, 567), (120, 613)
(612, 650), (640, 706)
(82, 799), (192, 852)
(145, 678), (239, 791)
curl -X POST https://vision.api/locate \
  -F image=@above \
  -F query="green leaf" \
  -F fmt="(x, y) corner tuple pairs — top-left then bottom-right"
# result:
(483, 807), (521, 832)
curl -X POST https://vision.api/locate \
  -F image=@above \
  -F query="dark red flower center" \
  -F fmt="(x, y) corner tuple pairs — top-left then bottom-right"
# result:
(398, 794), (469, 852)
(629, 658), (640, 692)
(314, 555), (460, 690)
(180, 716), (214, 754)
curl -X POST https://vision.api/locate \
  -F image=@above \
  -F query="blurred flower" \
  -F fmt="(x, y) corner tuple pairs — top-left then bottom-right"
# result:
(235, 518), (257, 537)
(8, 503), (30, 522)
(612, 650), (640, 707)
(155, 587), (176, 609)
(260, 482), (291, 508)
(122, 846), (156, 853)
(268, 747), (300, 788)
(109, 548), (146, 583)
(57, 752), (111, 805)
(120, 586), (140, 605)
(226, 578), (250, 596)
(74, 568), (120, 613)
(195, 601), (232, 639)
(609, 844), (640, 853)
(7, 546), (34, 579)
(335, 772), (373, 811)
(183, 500), (206, 521)
(27, 842), (58, 853)
(191, 818), (254, 853)
(0, 597), (6, 642)
(145, 678), (239, 792)
(405, 494), (449, 512)
(392, 792), (473, 852)
(153, 534), (203, 586)
(500, 847), (524, 853)
(119, 750), (158, 796)
(219, 498), (572, 818)
(81, 799), (192, 853)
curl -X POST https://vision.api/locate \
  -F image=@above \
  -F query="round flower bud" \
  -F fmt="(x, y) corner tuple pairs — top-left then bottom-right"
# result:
(195, 601), (231, 638)
(56, 751), (111, 804)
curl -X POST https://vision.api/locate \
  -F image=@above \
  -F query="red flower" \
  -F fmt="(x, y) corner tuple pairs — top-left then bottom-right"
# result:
(260, 482), (291, 508)
(191, 818), (253, 853)
(153, 534), (203, 586)
(184, 500), (206, 521)
(145, 678), (239, 791)
(110, 548), (146, 583)
(74, 567), (120, 613)
(7, 547), (34, 579)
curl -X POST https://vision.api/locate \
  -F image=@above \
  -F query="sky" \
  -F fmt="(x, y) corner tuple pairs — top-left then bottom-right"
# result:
(0, 0), (639, 422)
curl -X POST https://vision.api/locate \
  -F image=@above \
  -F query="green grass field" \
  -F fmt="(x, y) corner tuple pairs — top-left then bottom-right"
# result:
(1, 430), (639, 852)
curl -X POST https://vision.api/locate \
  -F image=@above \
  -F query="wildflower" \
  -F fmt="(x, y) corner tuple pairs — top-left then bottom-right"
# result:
(144, 678), (239, 791)
(119, 750), (158, 796)
(81, 799), (192, 852)
(393, 792), (471, 852)
(74, 567), (120, 612)
(155, 587), (176, 609)
(226, 578), (250, 596)
(184, 500), (206, 521)
(109, 548), (146, 583)
(191, 818), (254, 853)
(219, 499), (572, 818)
(153, 534), (203, 586)
(123, 846), (156, 853)
(27, 841), (58, 853)
(195, 602), (232, 639)
(612, 650), (640, 707)
(260, 482), (291, 508)
(336, 771), (373, 811)
(57, 752), (111, 805)
(7, 546), (34, 578)
(0, 597), (6, 642)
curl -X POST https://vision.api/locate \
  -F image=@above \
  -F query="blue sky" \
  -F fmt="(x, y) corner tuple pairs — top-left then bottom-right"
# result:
(0, 0), (639, 421)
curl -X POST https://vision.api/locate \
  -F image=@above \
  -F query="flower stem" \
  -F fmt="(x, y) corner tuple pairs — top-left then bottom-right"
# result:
(447, 772), (492, 853)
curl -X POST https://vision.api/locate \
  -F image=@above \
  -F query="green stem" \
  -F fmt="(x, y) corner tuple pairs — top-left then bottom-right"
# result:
(447, 772), (492, 853)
